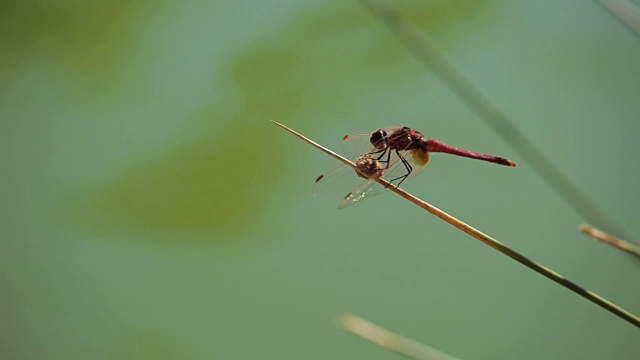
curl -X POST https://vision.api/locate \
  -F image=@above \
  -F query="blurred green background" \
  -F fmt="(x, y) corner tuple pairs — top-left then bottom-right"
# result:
(2, 0), (640, 359)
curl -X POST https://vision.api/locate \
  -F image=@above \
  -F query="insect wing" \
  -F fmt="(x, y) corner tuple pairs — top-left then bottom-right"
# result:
(312, 162), (363, 196)
(340, 126), (402, 156)
(337, 179), (387, 209)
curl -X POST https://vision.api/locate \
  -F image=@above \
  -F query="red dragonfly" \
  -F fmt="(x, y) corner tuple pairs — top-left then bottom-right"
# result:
(313, 126), (515, 208)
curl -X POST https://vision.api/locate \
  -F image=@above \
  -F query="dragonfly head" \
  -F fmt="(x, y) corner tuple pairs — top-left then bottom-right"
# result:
(369, 129), (388, 149)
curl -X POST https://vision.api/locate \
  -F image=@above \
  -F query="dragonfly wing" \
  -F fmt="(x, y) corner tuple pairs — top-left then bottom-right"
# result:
(337, 150), (403, 209)
(337, 147), (430, 209)
(312, 162), (362, 195)
(316, 128), (431, 209)
(338, 179), (388, 209)
(340, 131), (376, 157)
(341, 126), (402, 156)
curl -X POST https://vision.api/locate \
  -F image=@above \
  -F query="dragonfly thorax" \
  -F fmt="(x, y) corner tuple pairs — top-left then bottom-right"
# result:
(386, 126), (425, 151)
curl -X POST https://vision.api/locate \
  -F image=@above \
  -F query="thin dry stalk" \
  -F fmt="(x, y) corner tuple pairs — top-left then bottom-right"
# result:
(271, 120), (640, 328)
(579, 224), (640, 260)
(340, 313), (459, 360)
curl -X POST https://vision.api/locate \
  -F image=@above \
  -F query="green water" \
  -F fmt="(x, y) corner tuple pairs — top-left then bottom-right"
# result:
(3, 1), (639, 358)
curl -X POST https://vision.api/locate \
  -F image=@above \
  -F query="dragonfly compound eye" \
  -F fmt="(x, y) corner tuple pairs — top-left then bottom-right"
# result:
(370, 129), (388, 149)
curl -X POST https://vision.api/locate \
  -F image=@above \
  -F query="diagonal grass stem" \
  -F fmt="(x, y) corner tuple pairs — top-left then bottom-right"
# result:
(272, 120), (640, 328)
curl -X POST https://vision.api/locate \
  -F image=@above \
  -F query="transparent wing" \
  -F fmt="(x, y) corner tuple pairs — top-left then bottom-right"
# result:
(337, 149), (429, 209)
(312, 162), (364, 196)
(341, 126), (402, 156)
(316, 127), (431, 209)
(340, 131), (376, 157)
(338, 178), (382, 209)
(313, 161), (386, 209)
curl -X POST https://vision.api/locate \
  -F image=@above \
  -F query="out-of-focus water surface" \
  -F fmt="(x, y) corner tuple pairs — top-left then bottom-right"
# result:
(3, 1), (640, 358)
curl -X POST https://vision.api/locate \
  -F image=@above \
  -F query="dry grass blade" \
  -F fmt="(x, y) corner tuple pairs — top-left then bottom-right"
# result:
(579, 224), (640, 260)
(339, 313), (459, 360)
(600, 0), (640, 35)
(271, 120), (640, 328)
(358, 0), (638, 258)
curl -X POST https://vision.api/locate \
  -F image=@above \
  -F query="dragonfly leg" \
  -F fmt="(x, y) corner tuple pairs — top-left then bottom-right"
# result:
(382, 146), (392, 169)
(369, 146), (391, 168)
(388, 149), (413, 187)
